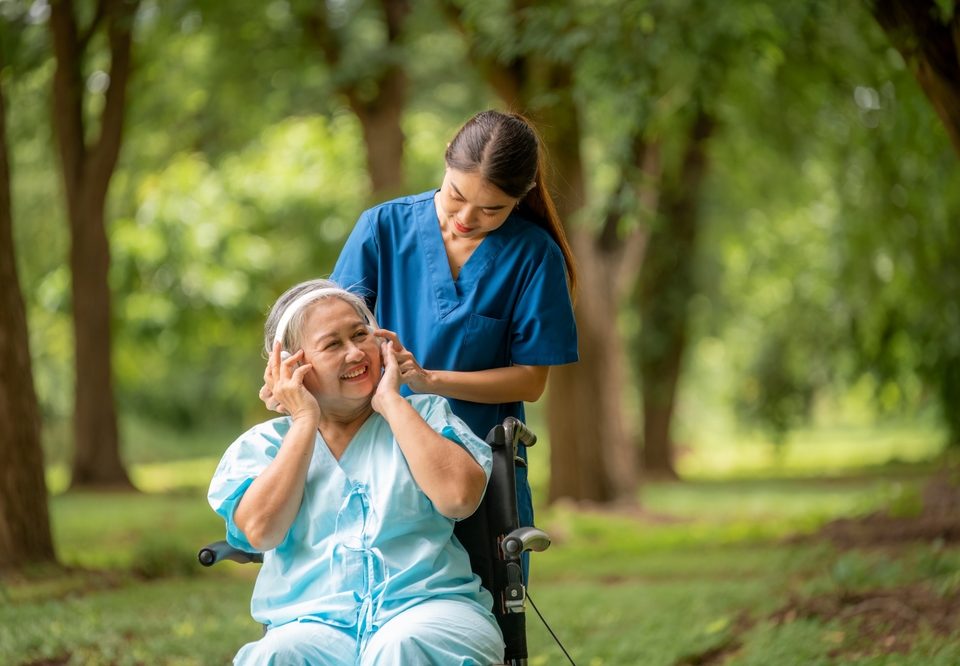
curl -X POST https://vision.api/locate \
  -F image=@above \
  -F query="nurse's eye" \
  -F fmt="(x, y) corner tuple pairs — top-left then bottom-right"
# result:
(482, 208), (499, 217)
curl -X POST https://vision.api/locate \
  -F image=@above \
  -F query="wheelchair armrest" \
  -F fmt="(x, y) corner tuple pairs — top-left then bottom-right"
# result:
(501, 526), (551, 559)
(197, 540), (263, 567)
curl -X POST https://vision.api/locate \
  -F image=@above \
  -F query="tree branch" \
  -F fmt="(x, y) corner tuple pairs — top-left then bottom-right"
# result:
(49, 0), (87, 201)
(870, 0), (960, 157)
(77, 0), (106, 52)
(87, 0), (138, 206)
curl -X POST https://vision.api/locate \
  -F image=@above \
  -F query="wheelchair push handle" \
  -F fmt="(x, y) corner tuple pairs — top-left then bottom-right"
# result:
(198, 540), (263, 567)
(501, 526), (551, 559)
(503, 416), (537, 448)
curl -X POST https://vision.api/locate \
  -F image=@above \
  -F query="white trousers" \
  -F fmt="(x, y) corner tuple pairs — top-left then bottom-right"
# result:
(234, 598), (505, 666)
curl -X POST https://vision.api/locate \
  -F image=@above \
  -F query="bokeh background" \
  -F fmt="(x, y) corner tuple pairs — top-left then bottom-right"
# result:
(3, 1), (960, 664)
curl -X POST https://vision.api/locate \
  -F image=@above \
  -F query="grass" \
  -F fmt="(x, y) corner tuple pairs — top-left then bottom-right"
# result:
(5, 421), (960, 665)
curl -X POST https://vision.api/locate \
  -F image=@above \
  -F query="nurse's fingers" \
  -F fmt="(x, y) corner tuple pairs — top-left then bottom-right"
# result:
(372, 328), (403, 349)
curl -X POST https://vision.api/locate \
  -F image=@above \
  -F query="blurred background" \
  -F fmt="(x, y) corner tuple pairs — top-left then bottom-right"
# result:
(3, 1), (960, 664)
(4, 0), (957, 496)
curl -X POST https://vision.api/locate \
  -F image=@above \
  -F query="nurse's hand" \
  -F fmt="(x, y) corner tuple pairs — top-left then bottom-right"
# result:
(268, 342), (321, 423)
(372, 340), (403, 414)
(372, 328), (432, 393)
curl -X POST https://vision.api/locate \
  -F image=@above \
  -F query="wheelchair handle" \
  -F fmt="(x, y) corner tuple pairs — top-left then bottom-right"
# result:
(197, 540), (263, 567)
(503, 417), (537, 448)
(501, 526), (551, 559)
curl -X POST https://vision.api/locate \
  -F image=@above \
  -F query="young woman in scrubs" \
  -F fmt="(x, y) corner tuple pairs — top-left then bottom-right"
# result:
(265, 110), (579, 534)
(211, 279), (504, 664)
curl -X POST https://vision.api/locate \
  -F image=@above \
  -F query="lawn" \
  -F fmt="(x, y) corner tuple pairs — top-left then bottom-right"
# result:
(4, 423), (959, 665)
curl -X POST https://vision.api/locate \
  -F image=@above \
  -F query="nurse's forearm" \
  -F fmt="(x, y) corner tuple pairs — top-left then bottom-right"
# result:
(420, 364), (549, 404)
(233, 417), (315, 551)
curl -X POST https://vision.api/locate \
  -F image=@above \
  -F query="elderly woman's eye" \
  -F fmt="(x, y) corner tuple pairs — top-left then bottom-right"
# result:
(354, 329), (368, 339)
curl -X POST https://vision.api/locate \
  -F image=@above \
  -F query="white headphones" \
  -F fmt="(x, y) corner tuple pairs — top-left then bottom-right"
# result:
(273, 287), (379, 360)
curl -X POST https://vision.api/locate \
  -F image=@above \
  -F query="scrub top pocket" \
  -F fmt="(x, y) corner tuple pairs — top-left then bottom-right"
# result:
(462, 314), (510, 370)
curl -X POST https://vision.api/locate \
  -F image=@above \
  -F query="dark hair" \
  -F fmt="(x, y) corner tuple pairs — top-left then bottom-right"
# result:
(445, 110), (578, 297)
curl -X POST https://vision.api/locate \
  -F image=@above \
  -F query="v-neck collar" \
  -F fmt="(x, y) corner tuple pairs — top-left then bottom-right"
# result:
(313, 412), (376, 471)
(415, 191), (505, 319)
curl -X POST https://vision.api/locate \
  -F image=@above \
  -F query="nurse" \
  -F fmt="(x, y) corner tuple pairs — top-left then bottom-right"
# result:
(210, 279), (504, 665)
(280, 110), (580, 533)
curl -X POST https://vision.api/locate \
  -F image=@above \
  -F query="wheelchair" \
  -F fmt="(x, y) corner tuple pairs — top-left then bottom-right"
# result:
(199, 417), (551, 666)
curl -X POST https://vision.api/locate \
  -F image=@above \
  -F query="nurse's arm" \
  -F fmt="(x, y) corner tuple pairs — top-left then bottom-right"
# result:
(418, 364), (549, 404)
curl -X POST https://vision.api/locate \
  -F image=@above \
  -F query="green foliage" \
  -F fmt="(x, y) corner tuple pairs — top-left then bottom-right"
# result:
(5, 0), (957, 468)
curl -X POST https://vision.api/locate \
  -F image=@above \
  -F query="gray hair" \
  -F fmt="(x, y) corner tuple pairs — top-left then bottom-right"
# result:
(264, 278), (378, 356)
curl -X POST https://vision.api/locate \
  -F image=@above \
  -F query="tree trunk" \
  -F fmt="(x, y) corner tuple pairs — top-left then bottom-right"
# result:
(870, 0), (960, 158)
(635, 108), (715, 480)
(0, 74), (56, 571)
(303, 0), (410, 200)
(548, 229), (636, 503)
(49, 0), (136, 489)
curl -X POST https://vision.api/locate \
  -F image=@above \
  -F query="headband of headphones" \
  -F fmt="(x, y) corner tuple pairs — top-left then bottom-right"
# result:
(273, 287), (378, 351)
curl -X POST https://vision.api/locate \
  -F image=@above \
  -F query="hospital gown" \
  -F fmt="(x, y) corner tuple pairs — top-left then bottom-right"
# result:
(208, 394), (504, 665)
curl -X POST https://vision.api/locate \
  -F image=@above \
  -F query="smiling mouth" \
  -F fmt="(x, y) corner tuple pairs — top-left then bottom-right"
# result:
(340, 366), (368, 380)
(453, 219), (472, 234)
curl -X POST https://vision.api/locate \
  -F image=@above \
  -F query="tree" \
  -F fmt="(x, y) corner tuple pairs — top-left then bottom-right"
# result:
(635, 104), (715, 479)
(49, 0), (138, 489)
(870, 0), (960, 158)
(0, 38), (56, 570)
(301, 0), (412, 199)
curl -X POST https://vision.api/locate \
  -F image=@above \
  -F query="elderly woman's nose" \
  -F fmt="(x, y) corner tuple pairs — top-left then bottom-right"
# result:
(344, 340), (365, 359)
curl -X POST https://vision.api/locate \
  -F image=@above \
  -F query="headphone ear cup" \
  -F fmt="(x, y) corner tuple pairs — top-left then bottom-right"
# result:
(280, 351), (291, 362)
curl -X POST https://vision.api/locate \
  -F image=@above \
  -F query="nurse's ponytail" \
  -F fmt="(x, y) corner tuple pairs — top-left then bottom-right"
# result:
(445, 110), (578, 298)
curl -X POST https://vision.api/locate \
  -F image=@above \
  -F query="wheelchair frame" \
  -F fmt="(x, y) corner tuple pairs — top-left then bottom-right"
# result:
(198, 416), (550, 666)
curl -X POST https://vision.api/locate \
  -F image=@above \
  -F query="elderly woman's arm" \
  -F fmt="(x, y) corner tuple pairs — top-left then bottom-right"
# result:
(232, 415), (316, 551)
(235, 347), (321, 551)
(377, 392), (487, 518)
(373, 342), (487, 519)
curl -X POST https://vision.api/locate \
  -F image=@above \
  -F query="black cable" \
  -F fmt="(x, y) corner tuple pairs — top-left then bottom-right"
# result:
(527, 592), (577, 666)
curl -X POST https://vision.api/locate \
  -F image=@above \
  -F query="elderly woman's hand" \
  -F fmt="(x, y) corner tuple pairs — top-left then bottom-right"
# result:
(371, 340), (403, 414)
(372, 329), (432, 394)
(268, 342), (321, 423)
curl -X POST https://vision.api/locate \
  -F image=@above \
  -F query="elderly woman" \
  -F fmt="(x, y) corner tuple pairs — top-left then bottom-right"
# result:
(208, 279), (504, 665)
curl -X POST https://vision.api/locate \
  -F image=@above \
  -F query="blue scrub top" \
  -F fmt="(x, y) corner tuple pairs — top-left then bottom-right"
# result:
(332, 190), (579, 442)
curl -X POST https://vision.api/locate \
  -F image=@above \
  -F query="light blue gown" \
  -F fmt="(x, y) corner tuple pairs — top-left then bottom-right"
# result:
(332, 190), (579, 529)
(208, 394), (504, 665)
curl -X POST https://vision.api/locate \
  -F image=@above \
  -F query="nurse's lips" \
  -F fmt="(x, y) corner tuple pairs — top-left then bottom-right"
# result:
(453, 218), (472, 234)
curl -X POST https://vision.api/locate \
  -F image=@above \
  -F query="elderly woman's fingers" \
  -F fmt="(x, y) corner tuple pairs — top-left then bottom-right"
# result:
(278, 349), (304, 377)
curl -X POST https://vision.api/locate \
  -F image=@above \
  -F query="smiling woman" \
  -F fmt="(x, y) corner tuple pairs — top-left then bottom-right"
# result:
(208, 278), (504, 665)
(324, 110), (581, 550)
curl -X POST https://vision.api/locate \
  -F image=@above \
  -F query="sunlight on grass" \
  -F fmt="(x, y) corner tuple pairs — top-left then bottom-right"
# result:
(47, 457), (221, 495)
(677, 423), (945, 478)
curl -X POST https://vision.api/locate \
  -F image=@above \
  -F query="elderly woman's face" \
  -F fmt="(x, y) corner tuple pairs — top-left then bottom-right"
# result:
(299, 298), (381, 402)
